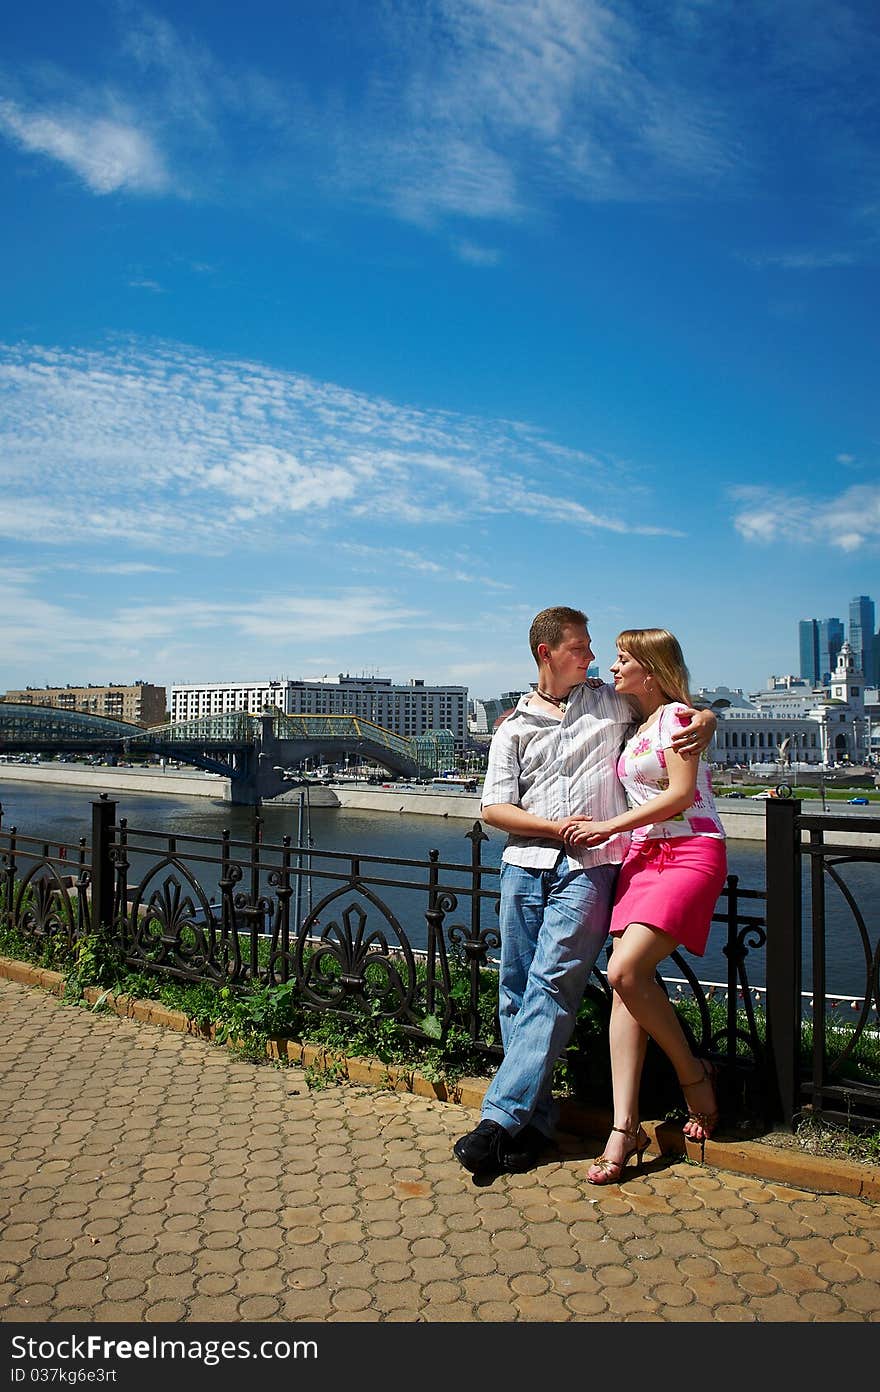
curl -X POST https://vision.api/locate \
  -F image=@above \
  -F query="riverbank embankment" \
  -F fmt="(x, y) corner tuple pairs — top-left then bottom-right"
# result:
(0, 761), (231, 800)
(316, 786), (880, 846)
(2, 764), (879, 845)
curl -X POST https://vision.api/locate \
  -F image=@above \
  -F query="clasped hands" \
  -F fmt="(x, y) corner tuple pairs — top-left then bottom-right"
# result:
(557, 814), (611, 848)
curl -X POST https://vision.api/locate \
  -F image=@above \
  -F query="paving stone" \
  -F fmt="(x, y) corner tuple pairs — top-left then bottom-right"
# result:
(493, 1247), (547, 1277)
(476, 1299), (516, 1320)
(455, 1250), (496, 1275)
(232, 1269), (285, 1298)
(746, 1292), (812, 1320)
(839, 1279), (880, 1313)
(2, 974), (879, 1326)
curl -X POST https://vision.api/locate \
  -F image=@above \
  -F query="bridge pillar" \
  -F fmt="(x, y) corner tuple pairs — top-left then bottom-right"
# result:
(228, 721), (291, 804)
(229, 748), (260, 804)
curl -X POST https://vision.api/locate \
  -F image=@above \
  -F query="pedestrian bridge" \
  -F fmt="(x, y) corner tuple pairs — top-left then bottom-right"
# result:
(0, 704), (453, 803)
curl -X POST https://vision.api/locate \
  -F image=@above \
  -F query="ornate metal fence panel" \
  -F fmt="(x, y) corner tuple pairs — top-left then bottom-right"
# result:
(0, 808), (90, 960)
(103, 812), (504, 1045)
(803, 813), (879, 1128)
(96, 812), (775, 1083)
(766, 798), (880, 1128)
(665, 874), (770, 1119)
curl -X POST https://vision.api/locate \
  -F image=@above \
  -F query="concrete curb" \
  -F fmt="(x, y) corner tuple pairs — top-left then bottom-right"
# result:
(2, 954), (878, 1201)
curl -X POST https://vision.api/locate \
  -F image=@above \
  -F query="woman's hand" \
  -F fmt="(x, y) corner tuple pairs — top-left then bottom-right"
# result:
(560, 816), (615, 846)
(669, 706), (716, 759)
(557, 814), (593, 843)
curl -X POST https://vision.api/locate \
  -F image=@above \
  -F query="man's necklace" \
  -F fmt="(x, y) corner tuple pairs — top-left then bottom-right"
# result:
(537, 687), (571, 712)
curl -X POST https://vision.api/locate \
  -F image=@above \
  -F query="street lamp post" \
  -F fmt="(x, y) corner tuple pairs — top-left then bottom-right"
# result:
(273, 768), (313, 929)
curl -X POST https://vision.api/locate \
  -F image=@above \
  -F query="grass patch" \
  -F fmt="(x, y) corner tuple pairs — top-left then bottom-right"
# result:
(761, 1114), (880, 1165)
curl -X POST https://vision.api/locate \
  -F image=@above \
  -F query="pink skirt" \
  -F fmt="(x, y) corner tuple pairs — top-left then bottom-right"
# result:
(609, 835), (728, 957)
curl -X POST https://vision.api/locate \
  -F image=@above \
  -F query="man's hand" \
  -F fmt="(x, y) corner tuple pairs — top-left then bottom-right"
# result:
(564, 818), (612, 847)
(558, 815), (594, 843)
(670, 706), (716, 759)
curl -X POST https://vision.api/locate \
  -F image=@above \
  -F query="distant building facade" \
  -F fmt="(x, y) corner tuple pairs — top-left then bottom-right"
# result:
(693, 684), (756, 711)
(709, 643), (871, 766)
(171, 675), (468, 751)
(469, 692), (526, 736)
(1, 682), (166, 727)
(749, 675), (824, 718)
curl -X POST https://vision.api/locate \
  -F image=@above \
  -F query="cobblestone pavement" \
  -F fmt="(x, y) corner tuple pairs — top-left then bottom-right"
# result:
(1, 977), (879, 1325)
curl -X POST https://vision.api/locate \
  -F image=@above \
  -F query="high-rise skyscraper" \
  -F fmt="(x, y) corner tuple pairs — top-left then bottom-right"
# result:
(818, 618), (844, 683)
(799, 616), (843, 684)
(849, 595), (876, 681)
(798, 620), (819, 684)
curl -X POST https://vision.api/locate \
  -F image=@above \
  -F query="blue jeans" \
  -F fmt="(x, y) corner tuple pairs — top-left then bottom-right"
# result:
(481, 857), (617, 1138)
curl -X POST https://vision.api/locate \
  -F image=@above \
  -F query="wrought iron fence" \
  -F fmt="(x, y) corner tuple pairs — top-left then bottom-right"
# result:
(1, 797), (773, 1108)
(4, 794), (877, 1126)
(766, 798), (880, 1129)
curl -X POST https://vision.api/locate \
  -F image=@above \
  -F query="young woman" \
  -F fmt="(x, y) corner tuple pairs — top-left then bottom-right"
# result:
(562, 628), (727, 1184)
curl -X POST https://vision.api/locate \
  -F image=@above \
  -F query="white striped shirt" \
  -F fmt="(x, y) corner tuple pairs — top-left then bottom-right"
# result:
(481, 682), (636, 870)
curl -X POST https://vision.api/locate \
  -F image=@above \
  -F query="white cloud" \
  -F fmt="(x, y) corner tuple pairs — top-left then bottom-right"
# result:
(731, 483), (880, 553)
(744, 249), (857, 270)
(332, 0), (737, 224)
(341, 542), (513, 589)
(0, 573), (423, 673)
(0, 338), (668, 553)
(3, 0), (872, 252)
(0, 2), (742, 224)
(454, 240), (501, 267)
(62, 562), (175, 575)
(0, 97), (169, 194)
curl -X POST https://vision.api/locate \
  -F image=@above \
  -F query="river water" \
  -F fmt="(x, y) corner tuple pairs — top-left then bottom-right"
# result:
(1, 779), (876, 1003)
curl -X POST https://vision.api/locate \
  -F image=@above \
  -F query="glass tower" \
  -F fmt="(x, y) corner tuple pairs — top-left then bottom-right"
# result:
(800, 617), (843, 684)
(818, 618), (844, 684)
(849, 595), (876, 681)
(798, 620), (819, 684)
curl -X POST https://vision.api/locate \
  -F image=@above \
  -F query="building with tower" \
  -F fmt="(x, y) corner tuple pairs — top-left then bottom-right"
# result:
(707, 643), (871, 768)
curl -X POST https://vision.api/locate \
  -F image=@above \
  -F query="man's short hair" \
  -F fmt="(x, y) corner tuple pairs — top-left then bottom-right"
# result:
(529, 606), (588, 662)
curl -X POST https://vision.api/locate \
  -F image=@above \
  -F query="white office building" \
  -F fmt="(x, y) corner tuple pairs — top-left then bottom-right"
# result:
(171, 675), (468, 750)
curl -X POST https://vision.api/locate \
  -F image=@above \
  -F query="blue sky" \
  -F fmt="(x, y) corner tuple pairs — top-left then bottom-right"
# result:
(0, 0), (878, 705)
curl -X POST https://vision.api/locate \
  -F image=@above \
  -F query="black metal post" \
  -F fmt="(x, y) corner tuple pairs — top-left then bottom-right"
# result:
(90, 797), (116, 937)
(764, 797), (802, 1127)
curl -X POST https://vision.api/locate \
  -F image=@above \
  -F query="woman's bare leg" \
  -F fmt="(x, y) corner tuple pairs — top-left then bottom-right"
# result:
(595, 988), (650, 1168)
(606, 923), (716, 1133)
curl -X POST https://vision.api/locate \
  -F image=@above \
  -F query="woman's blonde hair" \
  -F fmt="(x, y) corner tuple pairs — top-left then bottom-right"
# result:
(616, 628), (693, 705)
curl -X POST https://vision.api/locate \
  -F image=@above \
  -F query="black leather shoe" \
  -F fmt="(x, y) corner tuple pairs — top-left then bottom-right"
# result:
(502, 1123), (546, 1173)
(454, 1120), (548, 1176)
(453, 1119), (509, 1175)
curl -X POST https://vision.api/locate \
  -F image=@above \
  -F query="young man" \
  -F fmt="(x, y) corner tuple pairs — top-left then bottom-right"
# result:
(453, 606), (716, 1177)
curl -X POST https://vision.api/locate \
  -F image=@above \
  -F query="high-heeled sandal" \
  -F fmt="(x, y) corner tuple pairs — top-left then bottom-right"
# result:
(587, 1124), (650, 1186)
(681, 1059), (719, 1141)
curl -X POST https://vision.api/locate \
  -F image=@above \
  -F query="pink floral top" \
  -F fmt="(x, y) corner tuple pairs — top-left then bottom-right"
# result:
(616, 702), (725, 843)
